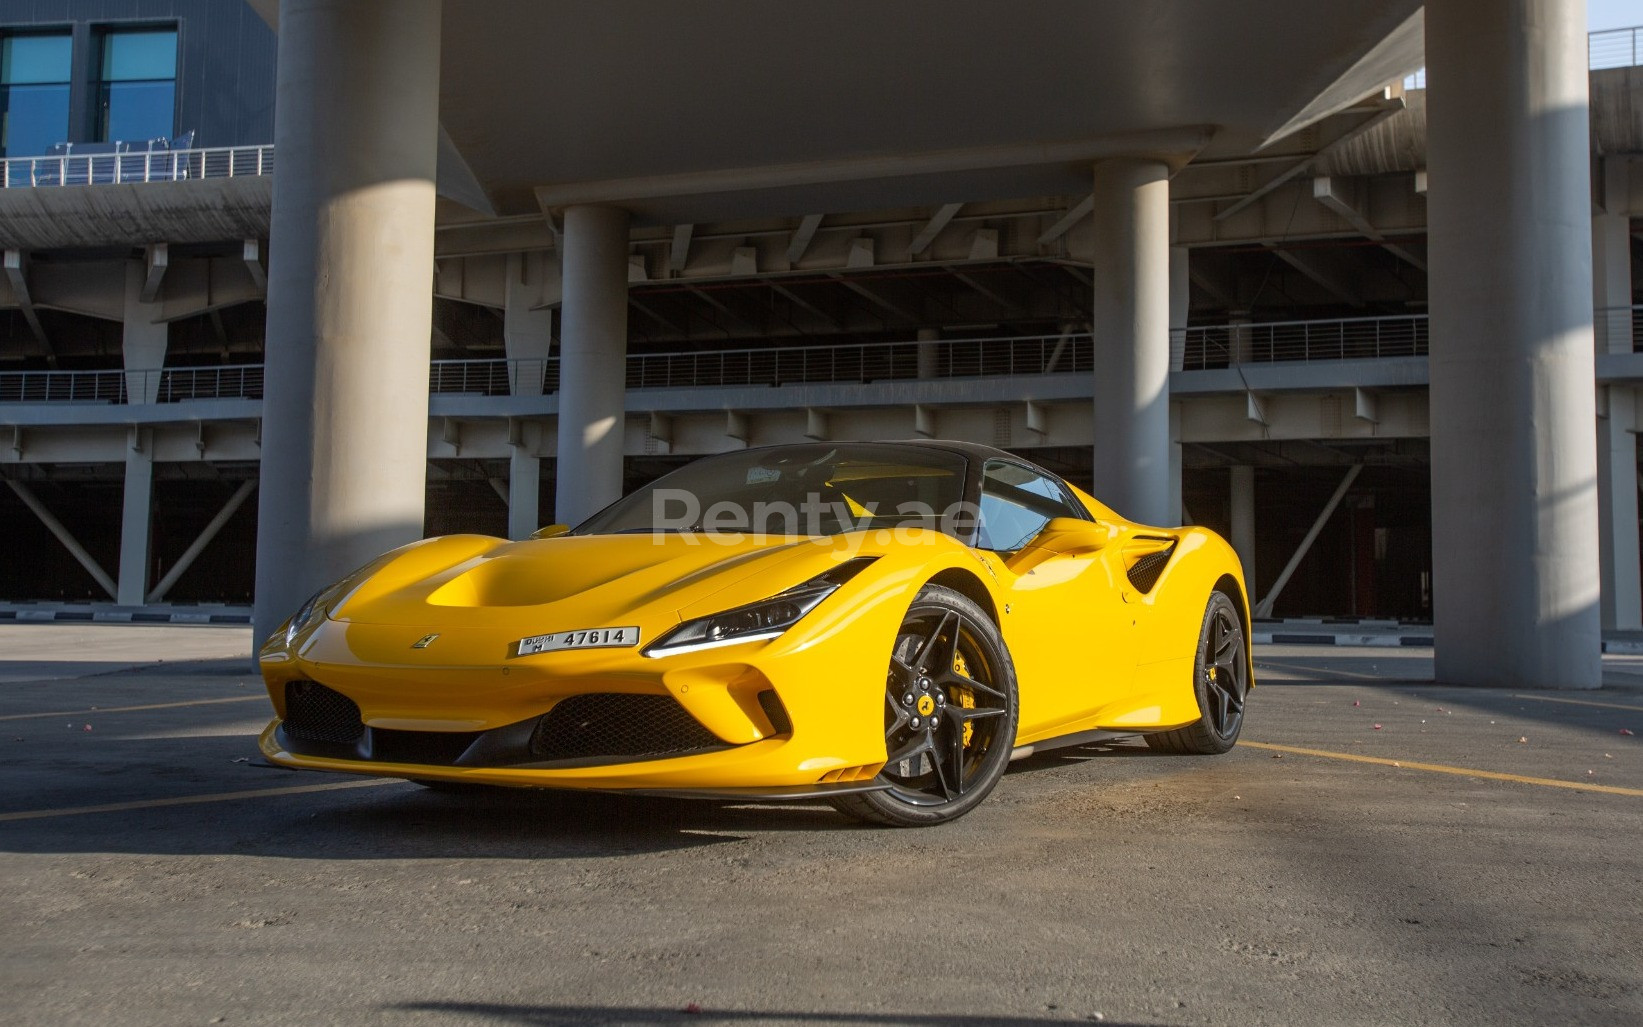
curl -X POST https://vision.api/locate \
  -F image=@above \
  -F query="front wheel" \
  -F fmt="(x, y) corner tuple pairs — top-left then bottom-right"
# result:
(831, 585), (1018, 827)
(1145, 590), (1248, 755)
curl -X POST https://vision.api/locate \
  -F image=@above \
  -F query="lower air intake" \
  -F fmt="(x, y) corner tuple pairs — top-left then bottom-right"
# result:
(284, 680), (364, 744)
(530, 693), (723, 762)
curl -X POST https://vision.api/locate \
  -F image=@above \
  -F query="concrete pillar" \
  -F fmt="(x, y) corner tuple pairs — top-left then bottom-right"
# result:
(122, 262), (167, 404)
(1598, 387), (1641, 630)
(252, 0), (442, 647)
(555, 204), (631, 526)
(1427, 0), (1601, 687)
(1166, 245), (1189, 525)
(1168, 245), (1189, 372)
(1230, 465), (1256, 596)
(916, 327), (940, 379)
(1090, 158), (1171, 526)
(118, 436), (153, 606)
(1593, 158), (1633, 354)
(508, 447), (541, 541)
(505, 251), (555, 396)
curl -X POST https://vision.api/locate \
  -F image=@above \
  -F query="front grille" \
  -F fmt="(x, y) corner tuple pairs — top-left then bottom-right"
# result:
(372, 727), (483, 765)
(530, 693), (723, 762)
(1125, 543), (1177, 593)
(284, 680), (364, 744)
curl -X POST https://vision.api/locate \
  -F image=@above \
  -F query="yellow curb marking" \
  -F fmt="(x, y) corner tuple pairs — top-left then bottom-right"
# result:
(1508, 694), (1643, 714)
(0, 695), (266, 723)
(0, 778), (400, 823)
(1244, 742), (1643, 797)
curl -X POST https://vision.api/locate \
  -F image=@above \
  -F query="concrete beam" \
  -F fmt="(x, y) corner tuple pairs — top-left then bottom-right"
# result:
(1216, 101), (1404, 222)
(1038, 195), (1095, 247)
(785, 214), (824, 265)
(4, 250), (51, 364)
(141, 244), (169, 303)
(147, 479), (257, 602)
(669, 224), (693, 274)
(910, 202), (963, 256)
(4, 479), (117, 599)
(532, 127), (1214, 213)
(242, 239), (267, 295)
(1267, 245), (1365, 307)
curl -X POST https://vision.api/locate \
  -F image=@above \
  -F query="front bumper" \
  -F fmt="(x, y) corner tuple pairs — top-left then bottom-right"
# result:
(258, 621), (893, 790)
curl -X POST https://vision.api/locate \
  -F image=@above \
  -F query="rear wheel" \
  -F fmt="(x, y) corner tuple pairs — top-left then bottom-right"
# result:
(1145, 590), (1247, 755)
(831, 585), (1018, 827)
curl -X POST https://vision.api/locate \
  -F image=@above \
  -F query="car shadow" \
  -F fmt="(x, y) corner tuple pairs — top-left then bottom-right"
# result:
(389, 1002), (1166, 1026)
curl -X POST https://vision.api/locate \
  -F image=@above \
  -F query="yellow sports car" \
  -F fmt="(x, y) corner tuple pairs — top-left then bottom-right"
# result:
(258, 441), (1251, 825)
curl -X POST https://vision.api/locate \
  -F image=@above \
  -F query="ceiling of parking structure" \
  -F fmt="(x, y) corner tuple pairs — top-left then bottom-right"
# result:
(426, 0), (1422, 222)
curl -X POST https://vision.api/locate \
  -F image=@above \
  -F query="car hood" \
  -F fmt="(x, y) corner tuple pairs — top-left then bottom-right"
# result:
(328, 532), (836, 627)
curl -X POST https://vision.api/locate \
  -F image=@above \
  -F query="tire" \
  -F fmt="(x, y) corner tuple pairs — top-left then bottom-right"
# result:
(1145, 590), (1248, 755)
(831, 585), (1019, 827)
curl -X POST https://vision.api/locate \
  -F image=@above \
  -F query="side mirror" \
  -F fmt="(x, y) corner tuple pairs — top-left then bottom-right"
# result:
(1033, 517), (1120, 553)
(530, 523), (571, 540)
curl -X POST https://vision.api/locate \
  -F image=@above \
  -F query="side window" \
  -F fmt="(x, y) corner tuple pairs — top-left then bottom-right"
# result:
(975, 460), (1085, 552)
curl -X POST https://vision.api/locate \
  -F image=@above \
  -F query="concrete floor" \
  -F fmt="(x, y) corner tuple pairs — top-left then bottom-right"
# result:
(2, 624), (1641, 1026)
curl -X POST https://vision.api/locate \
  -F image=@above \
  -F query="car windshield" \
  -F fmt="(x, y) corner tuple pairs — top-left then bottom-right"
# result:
(574, 444), (969, 538)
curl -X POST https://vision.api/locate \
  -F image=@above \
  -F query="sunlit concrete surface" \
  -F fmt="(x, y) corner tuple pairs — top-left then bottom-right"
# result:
(0, 623), (253, 683)
(1, 635), (1641, 1026)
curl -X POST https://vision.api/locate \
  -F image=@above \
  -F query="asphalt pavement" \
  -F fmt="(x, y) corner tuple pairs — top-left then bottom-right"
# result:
(2, 623), (1641, 1026)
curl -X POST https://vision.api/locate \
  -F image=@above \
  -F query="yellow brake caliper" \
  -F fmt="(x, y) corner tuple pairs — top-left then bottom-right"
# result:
(952, 652), (976, 746)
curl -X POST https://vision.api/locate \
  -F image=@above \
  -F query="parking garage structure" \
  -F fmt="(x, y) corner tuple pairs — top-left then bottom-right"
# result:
(0, 1), (1639, 689)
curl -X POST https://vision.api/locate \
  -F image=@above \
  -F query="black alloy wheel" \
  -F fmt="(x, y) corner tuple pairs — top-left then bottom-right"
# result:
(831, 584), (1018, 826)
(1145, 590), (1248, 755)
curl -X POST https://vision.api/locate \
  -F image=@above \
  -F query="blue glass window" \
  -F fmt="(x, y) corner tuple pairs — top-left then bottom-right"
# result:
(0, 33), (72, 157)
(97, 29), (177, 143)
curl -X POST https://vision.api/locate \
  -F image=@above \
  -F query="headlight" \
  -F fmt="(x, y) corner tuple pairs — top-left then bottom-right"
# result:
(643, 557), (876, 657)
(281, 588), (328, 648)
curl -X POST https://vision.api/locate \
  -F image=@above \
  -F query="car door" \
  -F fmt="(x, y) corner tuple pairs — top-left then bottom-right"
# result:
(972, 460), (1137, 742)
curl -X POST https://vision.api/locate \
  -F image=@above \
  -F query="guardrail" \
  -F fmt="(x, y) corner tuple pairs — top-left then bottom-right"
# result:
(1597, 306), (1643, 355)
(0, 365), (264, 404)
(5, 310), (1641, 405)
(0, 145), (274, 189)
(1590, 26), (1643, 70)
(1178, 315), (1429, 370)
(1405, 25), (1642, 89)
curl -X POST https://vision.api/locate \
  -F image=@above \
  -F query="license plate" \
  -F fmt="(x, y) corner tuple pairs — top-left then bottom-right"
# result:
(512, 626), (640, 656)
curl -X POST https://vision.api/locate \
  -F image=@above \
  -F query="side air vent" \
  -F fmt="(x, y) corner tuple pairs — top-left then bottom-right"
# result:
(284, 680), (364, 744)
(1124, 537), (1178, 594)
(529, 693), (724, 762)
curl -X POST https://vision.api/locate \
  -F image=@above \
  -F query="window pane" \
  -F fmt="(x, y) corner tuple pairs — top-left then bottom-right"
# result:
(101, 30), (177, 81)
(1, 82), (70, 156)
(2, 34), (72, 85)
(976, 460), (1080, 552)
(101, 80), (175, 142)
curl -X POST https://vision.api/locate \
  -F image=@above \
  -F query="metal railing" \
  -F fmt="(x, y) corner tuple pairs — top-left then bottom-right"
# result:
(1405, 25), (1642, 89)
(1178, 315), (1429, 370)
(8, 310), (1643, 405)
(625, 332), (1095, 389)
(429, 358), (555, 396)
(0, 145), (274, 189)
(0, 365), (264, 404)
(1590, 26), (1643, 70)
(1597, 306), (1643, 354)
